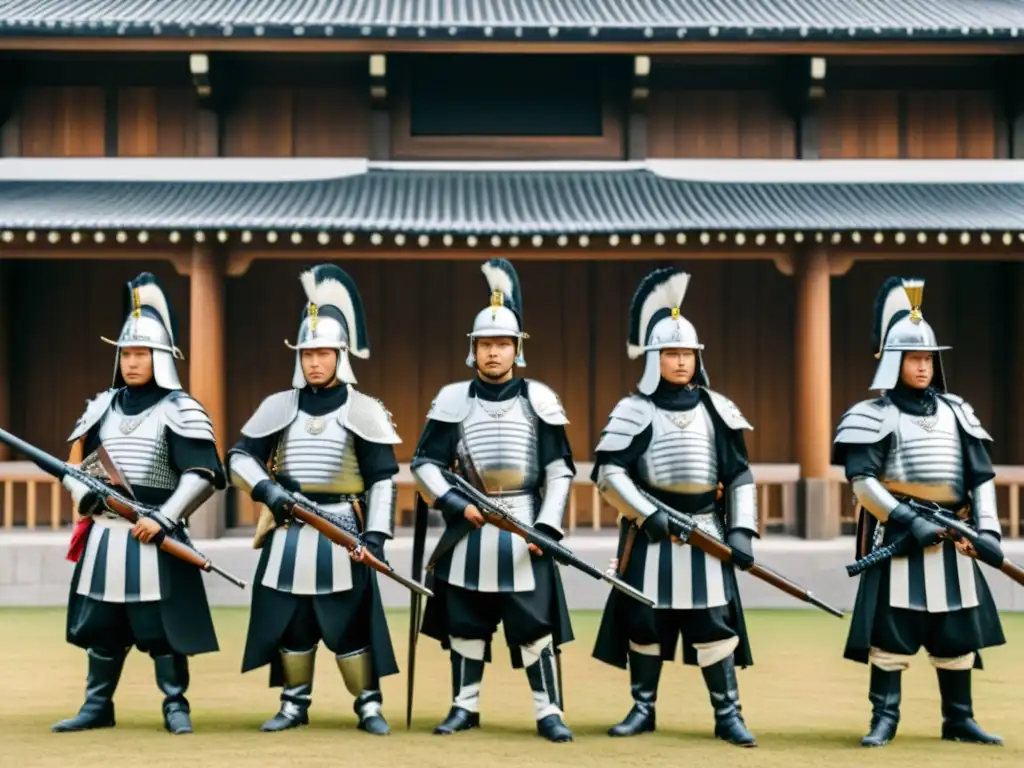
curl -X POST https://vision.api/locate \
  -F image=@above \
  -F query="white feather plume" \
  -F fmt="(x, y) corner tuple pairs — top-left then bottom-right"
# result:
(875, 283), (913, 358)
(627, 271), (691, 360)
(298, 268), (369, 358)
(480, 261), (514, 303)
(135, 281), (176, 346)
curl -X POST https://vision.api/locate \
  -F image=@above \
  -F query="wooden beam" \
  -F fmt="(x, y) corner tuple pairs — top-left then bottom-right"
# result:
(0, 262), (9, 461)
(225, 247), (789, 276)
(780, 55), (825, 159)
(0, 246), (193, 272)
(0, 38), (1019, 55)
(187, 245), (227, 538)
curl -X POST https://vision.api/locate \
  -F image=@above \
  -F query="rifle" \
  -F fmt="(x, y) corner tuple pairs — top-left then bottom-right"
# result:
(0, 427), (246, 589)
(286, 492), (433, 599)
(638, 489), (845, 619)
(846, 499), (1024, 588)
(439, 469), (654, 608)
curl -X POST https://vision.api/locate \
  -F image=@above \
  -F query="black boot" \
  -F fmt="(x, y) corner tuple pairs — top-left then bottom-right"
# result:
(523, 636), (572, 743)
(52, 648), (127, 733)
(608, 650), (661, 737)
(153, 654), (192, 734)
(434, 641), (484, 735)
(261, 648), (315, 732)
(861, 665), (900, 747)
(701, 656), (757, 747)
(938, 669), (1002, 745)
(354, 690), (390, 736)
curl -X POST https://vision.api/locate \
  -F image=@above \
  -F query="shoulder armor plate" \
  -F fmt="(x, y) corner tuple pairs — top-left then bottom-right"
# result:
(703, 389), (753, 431)
(833, 398), (899, 445)
(939, 393), (993, 442)
(594, 395), (655, 453)
(425, 381), (474, 423)
(68, 389), (118, 442)
(343, 388), (402, 444)
(241, 390), (300, 438)
(525, 380), (569, 426)
(163, 392), (217, 443)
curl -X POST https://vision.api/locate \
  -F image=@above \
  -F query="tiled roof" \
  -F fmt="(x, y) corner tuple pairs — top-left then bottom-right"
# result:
(1, 162), (1023, 233)
(1, 0), (1024, 41)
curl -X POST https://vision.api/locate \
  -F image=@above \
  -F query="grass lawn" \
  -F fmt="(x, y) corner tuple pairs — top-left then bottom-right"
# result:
(2, 607), (1022, 767)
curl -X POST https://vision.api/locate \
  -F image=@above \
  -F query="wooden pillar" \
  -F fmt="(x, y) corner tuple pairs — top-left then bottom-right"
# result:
(188, 245), (227, 538)
(793, 247), (837, 539)
(0, 262), (9, 461)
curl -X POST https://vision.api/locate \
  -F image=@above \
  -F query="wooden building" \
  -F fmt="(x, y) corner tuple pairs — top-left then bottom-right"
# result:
(2, 1), (1024, 538)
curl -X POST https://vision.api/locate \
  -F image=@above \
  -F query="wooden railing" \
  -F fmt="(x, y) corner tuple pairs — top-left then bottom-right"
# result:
(4, 460), (1023, 538)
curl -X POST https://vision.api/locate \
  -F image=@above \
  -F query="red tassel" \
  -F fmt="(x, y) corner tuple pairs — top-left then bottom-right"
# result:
(66, 517), (93, 563)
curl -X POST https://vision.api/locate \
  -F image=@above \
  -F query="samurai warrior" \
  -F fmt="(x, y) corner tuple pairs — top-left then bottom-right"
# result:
(55, 272), (226, 735)
(834, 277), (1005, 747)
(591, 267), (758, 747)
(228, 264), (400, 735)
(410, 258), (576, 742)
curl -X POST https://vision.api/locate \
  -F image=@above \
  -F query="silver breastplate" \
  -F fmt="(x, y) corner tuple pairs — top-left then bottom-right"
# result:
(456, 396), (540, 494)
(637, 404), (718, 494)
(96, 403), (176, 490)
(272, 407), (365, 495)
(881, 400), (964, 504)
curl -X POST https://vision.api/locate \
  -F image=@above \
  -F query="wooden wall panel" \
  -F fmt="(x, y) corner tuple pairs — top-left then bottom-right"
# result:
(647, 89), (795, 158)
(19, 87), (106, 156)
(8, 259), (190, 458)
(223, 86), (370, 157)
(820, 90), (997, 159)
(117, 87), (200, 157)
(830, 260), (1011, 463)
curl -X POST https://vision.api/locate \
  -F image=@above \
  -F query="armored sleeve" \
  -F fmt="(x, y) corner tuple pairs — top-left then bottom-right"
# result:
(844, 437), (903, 524)
(226, 435), (277, 497)
(534, 422), (576, 538)
(708, 405), (759, 536)
(160, 430), (227, 526)
(353, 435), (400, 538)
(410, 419), (472, 522)
(593, 426), (658, 522)
(963, 433), (1000, 537)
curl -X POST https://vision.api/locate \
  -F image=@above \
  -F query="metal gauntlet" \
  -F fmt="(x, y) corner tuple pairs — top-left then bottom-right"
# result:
(971, 479), (1001, 537)
(157, 472), (215, 526)
(596, 464), (657, 522)
(851, 476), (901, 523)
(726, 469), (759, 535)
(363, 479), (397, 538)
(535, 459), (574, 536)
(227, 451), (272, 496)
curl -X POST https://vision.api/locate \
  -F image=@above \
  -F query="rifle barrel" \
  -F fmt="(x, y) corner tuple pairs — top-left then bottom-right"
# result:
(207, 562), (247, 590)
(602, 570), (655, 607)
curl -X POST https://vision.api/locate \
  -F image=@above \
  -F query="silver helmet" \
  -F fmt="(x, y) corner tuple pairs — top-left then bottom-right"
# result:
(627, 266), (709, 395)
(101, 272), (184, 390)
(285, 264), (370, 388)
(465, 258), (529, 368)
(869, 276), (949, 392)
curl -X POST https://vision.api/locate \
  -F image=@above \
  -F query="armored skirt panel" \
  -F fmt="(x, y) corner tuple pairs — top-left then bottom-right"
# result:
(442, 395), (542, 594)
(635, 404), (728, 610)
(261, 406), (367, 596)
(878, 400), (980, 613)
(75, 403), (180, 603)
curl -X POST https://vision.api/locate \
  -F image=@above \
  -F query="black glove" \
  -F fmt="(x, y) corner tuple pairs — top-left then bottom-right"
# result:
(889, 503), (943, 548)
(642, 510), (671, 543)
(78, 490), (107, 518)
(727, 528), (755, 571)
(362, 531), (387, 562)
(252, 480), (295, 526)
(971, 530), (1004, 567)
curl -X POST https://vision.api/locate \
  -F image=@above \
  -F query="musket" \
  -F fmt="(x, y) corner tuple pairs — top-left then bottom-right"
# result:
(846, 499), (1024, 588)
(638, 489), (845, 619)
(440, 469), (655, 608)
(0, 427), (246, 589)
(287, 492), (434, 599)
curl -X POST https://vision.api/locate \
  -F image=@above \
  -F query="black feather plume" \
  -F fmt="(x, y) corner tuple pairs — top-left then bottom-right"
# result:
(122, 272), (179, 344)
(480, 258), (524, 327)
(870, 276), (911, 355)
